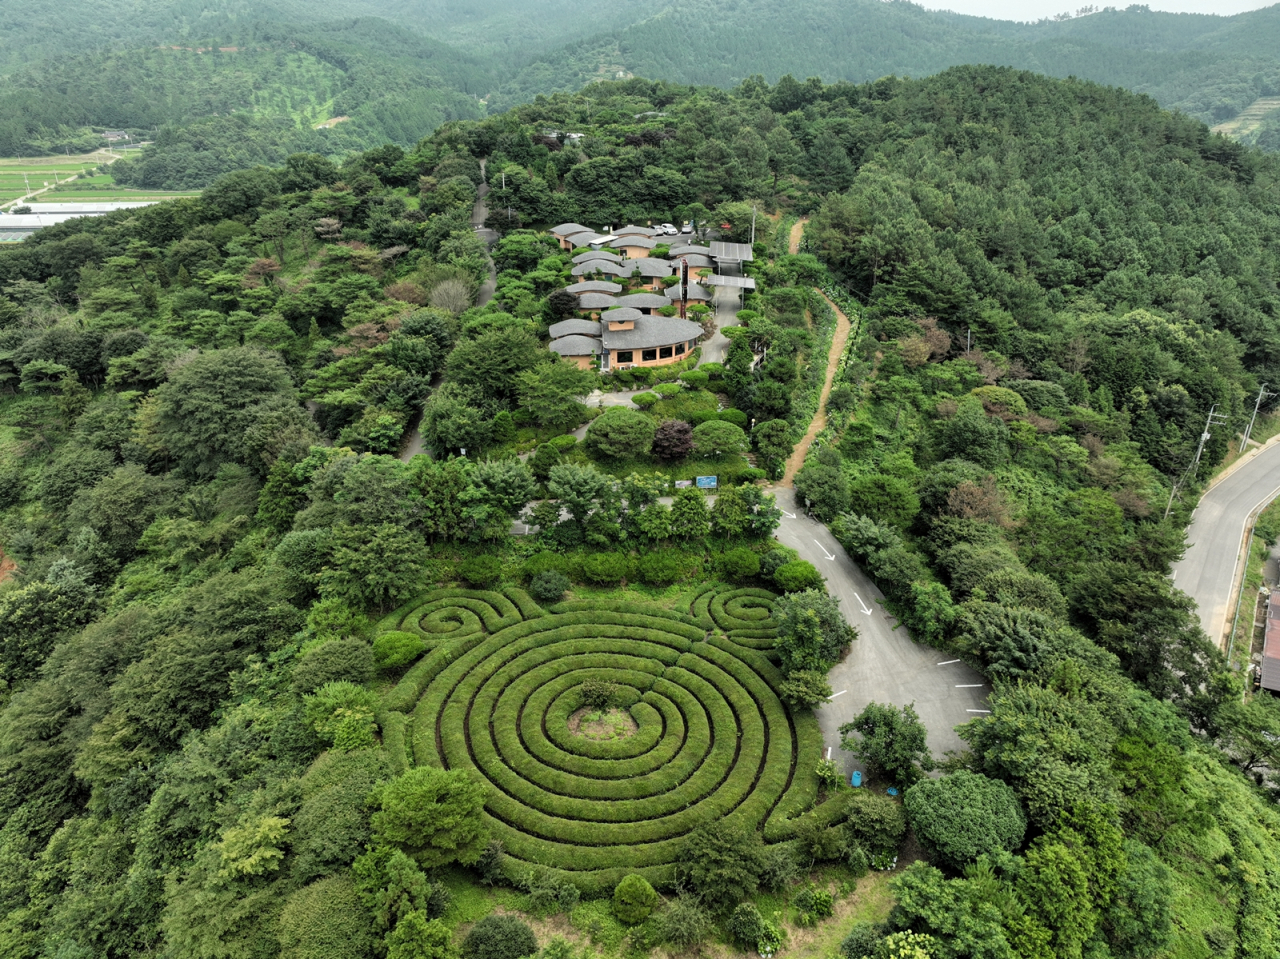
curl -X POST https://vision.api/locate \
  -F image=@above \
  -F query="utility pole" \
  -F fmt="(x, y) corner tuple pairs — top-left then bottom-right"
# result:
(1164, 404), (1230, 518)
(1243, 383), (1276, 448)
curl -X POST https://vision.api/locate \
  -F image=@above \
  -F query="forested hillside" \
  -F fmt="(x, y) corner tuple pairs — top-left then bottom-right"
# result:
(1, 66), (1280, 958)
(5, 0), (1280, 190)
(0, 20), (490, 183)
(487, 0), (1280, 125)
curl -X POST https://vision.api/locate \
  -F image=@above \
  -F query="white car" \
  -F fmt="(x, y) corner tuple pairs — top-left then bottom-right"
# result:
(661, 223), (679, 235)
(680, 222), (693, 234)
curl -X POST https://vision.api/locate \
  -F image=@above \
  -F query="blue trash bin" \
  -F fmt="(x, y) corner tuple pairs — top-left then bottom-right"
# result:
(886, 786), (899, 797)
(850, 770), (862, 788)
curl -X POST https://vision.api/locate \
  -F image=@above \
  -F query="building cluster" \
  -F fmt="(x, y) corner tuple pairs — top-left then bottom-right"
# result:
(547, 223), (752, 370)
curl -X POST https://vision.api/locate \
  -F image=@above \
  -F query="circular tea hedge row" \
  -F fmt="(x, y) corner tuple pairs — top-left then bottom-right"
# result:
(376, 586), (835, 894)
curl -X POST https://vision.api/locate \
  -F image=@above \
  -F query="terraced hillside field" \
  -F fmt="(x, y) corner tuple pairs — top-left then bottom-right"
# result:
(375, 585), (841, 894)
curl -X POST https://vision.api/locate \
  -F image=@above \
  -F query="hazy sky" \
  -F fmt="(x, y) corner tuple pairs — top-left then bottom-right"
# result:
(923, 0), (1275, 19)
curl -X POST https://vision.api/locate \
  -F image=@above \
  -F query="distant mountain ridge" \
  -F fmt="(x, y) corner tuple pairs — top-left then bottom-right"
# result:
(3, 0), (1280, 174)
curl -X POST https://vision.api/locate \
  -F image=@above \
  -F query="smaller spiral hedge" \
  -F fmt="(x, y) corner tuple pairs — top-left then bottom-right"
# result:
(375, 584), (843, 894)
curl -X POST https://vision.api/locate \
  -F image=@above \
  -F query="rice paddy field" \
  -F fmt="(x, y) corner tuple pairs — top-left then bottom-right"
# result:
(0, 153), (198, 208)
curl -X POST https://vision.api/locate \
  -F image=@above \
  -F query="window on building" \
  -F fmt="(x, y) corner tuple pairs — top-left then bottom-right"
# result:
(642, 349), (658, 362)
(674, 342), (685, 355)
(616, 350), (633, 363)
(659, 346), (673, 358)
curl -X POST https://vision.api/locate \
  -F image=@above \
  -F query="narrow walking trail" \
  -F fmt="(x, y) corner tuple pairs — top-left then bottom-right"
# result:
(787, 217), (808, 256)
(400, 160), (497, 463)
(780, 290), (851, 488)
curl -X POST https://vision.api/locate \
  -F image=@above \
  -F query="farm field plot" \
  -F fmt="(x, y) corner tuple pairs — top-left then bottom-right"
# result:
(0, 154), (108, 204)
(376, 585), (840, 895)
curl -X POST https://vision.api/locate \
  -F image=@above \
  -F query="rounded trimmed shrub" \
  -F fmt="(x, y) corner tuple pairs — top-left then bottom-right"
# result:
(461, 914), (538, 959)
(548, 434), (578, 451)
(459, 556), (503, 587)
(373, 631), (428, 669)
(529, 570), (571, 603)
(612, 873), (660, 924)
(717, 408), (749, 429)
(903, 771), (1026, 870)
(652, 383), (682, 397)
(638, 550), (688, 586)
(632, 393), (659, 409)
(716, 548), (760, 583)
(772, 560), (823, 592)
(523, 552), (566, 579)
(680, 370), (710, 389)
(759, 547), (798, 579)
(583, 552), (629, 585)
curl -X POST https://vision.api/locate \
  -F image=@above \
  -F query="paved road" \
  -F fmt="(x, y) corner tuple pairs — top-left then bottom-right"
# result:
(1172, 441), (1280, 645)
(698, 261), (744, 366)
(768, 487), (989, 771)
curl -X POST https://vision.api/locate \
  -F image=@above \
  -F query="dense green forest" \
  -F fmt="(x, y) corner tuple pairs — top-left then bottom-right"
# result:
(0, 20), (490, 181)
(6, 1), (1280, 190)
(3, 66), (1280, 959)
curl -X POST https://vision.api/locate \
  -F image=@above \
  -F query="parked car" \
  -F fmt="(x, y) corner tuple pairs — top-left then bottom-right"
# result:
(681, 222), (693, 234)
(660, 223), (679, 235)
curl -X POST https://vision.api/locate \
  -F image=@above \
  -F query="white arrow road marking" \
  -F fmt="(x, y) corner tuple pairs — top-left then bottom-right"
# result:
(853, 593), (873, 615)
(781, 509), (797, 518)
(956, 684), (985, 688)
(826, 746), (832, 759)
(830, 689), (848, 697)
(814, 540), (836, 560)
(937, 659), (961, 665)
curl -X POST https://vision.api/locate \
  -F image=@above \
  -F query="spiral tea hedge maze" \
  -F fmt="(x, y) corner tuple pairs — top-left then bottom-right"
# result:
(374, 584), (839, 893)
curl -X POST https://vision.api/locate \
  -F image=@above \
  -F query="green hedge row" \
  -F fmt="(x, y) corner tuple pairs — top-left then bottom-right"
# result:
(504, 585), (547, 620)
(709, 587), (778, 632)
(384, 601), (822, 886)
(689, 583), (719, 629)
(381, 711), (411, 776)
(380, 589), (522, 639)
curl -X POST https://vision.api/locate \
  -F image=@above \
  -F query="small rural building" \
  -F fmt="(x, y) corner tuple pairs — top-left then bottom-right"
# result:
(669, 244), (712, 258)
(562, 230), (608, 250)
(550, 222), (591, 242)
(1262, 590), (1280, 693)
(571, 259), (627, 280)
(546, 308), (702, 371)
(666, 282), (712, 307)
(616, 258), (676, 290)
(571, 257), (673, 289)
(565, 280), (622, 294)
(600, 309), (703, 370)
(0, 201), (160, 242)
(549, 318), (603, 339)
(548, 334), (602, 370)
(675, 253), (715, 271)
(572, 250), (622, 265)
(614, 235), (660, 258)
(576, 292), (618, 316)
(611, 225), (660, 239)
(613, 292), (671, 314)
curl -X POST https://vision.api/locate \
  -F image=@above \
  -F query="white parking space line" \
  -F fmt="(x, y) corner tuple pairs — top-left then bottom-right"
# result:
(966, 709), (992, 714)
(955, 684), (985, 688)
(937, 659), (961, 665)
(830, 689), (848, 697)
